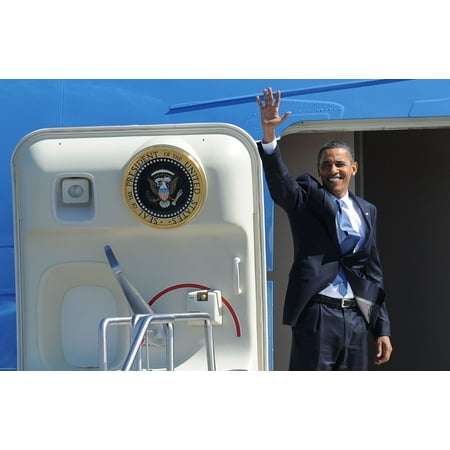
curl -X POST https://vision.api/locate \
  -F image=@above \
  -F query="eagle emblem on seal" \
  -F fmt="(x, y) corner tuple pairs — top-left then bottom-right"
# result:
(146, 169), (183, 208)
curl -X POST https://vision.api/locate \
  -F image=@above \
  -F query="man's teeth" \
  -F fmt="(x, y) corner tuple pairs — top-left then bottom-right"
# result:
(328, 177), (342, 182)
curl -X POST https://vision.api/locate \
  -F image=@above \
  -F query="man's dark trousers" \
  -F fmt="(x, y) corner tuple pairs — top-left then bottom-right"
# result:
(289, 300), (369, 370)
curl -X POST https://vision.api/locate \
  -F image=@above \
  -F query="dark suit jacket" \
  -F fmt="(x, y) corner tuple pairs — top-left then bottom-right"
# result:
(258, 142), (391, 338)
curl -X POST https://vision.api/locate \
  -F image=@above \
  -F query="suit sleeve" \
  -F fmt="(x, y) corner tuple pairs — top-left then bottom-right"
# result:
(366, 206), (392, 338)
(257, 141), (311, 212)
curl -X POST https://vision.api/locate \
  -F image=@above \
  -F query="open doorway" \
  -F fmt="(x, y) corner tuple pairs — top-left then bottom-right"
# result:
(271, 124), (450, 370)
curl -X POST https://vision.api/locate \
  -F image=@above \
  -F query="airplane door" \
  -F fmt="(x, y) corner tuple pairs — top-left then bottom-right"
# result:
(12, 123), (268, 370)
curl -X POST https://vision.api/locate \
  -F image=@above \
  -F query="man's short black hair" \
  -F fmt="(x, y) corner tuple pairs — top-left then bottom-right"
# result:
(317, 140), (355, 166)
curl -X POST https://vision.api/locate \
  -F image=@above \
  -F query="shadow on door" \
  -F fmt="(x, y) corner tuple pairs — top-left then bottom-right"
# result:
(363, 129), (450, 370)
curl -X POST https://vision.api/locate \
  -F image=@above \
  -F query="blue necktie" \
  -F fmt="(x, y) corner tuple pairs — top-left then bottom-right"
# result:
(334, 199), (360, 296)
(336, 199), (360, 254)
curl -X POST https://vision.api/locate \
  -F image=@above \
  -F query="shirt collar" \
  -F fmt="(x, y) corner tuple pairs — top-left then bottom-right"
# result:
(326, 190), (350, 206)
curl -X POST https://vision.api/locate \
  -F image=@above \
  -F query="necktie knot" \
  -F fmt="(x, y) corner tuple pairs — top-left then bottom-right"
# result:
(336, 198), (350, 216)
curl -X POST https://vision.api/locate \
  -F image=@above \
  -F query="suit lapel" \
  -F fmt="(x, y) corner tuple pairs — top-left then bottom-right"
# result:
(350, 194), (373, 246)
(312, 185), (341, 248)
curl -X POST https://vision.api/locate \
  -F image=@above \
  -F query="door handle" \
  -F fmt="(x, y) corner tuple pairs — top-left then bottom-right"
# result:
(233, 257), (242, 295)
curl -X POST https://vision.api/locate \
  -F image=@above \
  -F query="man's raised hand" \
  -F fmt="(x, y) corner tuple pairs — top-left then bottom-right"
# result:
(256, 87), (291, 143)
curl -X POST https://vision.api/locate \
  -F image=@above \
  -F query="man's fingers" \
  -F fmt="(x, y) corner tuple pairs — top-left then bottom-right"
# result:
(274, 90), (282, 107)
(281, 111), (291, 122)
(264, 87), (274, 105)
(374, 337), (393, 365)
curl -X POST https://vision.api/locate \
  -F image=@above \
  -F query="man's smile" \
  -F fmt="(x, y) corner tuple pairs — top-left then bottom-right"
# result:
(327, 176), (344, 183)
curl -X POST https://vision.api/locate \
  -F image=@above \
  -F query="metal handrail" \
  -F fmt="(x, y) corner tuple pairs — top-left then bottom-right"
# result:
(98, 312), (216, 371)
(98, 316), (133, 371)
(123, 312), (216, 371)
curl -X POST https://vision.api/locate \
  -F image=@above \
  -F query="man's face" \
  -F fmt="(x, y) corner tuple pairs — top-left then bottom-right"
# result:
(318, 147), (358, 198)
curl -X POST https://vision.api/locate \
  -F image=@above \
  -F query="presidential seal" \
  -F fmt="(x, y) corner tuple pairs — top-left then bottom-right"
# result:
(123, 145), (207, 228)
